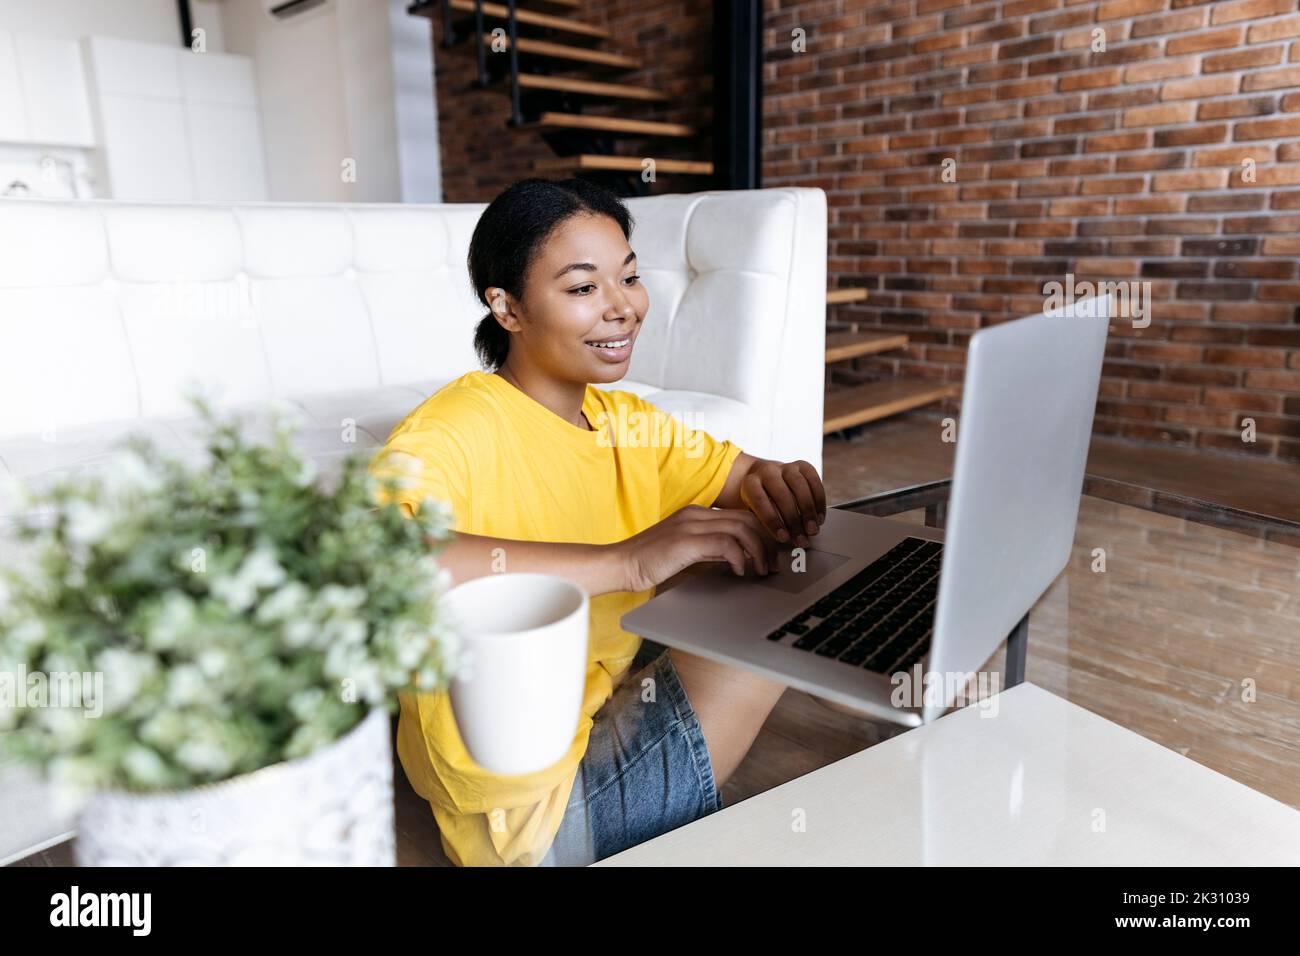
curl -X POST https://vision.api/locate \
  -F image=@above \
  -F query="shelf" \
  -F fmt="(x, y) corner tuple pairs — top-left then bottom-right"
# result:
(824, 379), (960, 433)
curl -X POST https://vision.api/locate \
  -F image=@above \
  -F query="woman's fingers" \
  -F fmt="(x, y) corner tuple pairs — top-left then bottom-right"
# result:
(685, 511), (776, 575)
(697, 532), (749, 576)
(741, 473), (790, 543)
(756, 470), (808, 546)
(798, 461), (828, 521)
(782, 466), (821, 537)
(718, 513), (777, 574)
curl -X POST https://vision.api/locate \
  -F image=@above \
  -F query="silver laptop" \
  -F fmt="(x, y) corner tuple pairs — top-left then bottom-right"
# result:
(622, 295), (1111, 727)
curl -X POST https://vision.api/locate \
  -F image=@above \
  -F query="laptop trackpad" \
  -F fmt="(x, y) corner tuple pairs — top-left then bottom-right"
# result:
(745, 547), (852, 594)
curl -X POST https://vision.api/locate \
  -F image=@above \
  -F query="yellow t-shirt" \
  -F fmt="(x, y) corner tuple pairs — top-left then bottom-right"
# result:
(369, 370), (742, 866)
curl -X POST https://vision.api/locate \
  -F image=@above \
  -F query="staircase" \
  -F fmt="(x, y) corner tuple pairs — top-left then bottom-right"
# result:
(413, 1), (956, 429)
(823, 289), (960, 434)
(410, 0), (713, 194)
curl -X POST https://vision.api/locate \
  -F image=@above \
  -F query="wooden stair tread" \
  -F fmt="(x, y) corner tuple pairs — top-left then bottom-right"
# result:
(535, 154), (714, 175)
(826, 288), (869, 305)
(484, 35), (639, 69)
(518, 74), (670, 102)
(445, 0), (609, 39)
(825, 331), (909, 363)
(528, 111), (696, 137)
(824, 379), (960, 433)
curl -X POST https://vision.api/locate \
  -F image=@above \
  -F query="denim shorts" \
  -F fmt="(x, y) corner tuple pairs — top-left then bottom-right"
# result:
(539, 639), (723, 866)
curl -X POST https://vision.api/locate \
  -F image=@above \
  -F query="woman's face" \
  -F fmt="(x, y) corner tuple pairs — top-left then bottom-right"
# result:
(504, 212), (648, 386)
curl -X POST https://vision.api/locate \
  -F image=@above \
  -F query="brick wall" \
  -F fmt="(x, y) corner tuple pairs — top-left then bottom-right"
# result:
(763, 0), (1300, 460)
(430, 1), (711, 202)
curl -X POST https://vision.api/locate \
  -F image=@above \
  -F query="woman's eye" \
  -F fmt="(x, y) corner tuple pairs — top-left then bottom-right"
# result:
(568, 276), (637, 295)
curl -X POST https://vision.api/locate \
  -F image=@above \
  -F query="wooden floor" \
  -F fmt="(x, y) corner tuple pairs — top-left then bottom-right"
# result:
(15, 414), (1299, 867)
(1086, 437), (1300, 525)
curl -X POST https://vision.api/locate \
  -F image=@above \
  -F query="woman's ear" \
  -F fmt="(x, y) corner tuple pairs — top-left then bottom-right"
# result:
(485, 287), (522, 332)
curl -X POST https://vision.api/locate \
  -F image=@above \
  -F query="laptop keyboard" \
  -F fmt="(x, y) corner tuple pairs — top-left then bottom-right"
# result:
(764, 537), (941, 675)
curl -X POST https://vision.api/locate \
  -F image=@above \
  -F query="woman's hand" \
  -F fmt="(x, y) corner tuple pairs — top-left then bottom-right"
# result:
(615, 505), (780, 592)
(737, 459), (827, 549)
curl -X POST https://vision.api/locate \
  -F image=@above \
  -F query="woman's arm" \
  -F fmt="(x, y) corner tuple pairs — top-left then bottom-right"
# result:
(435, 501), (781, 597)
(714, 452), (828, 549)
(434, 531), (629, 595)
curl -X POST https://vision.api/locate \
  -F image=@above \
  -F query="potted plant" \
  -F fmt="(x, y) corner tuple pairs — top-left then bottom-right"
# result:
(0, 400), (461, 866)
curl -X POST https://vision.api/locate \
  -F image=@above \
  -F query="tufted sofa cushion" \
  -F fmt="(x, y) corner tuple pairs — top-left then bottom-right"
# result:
(0, 189), (825, 527)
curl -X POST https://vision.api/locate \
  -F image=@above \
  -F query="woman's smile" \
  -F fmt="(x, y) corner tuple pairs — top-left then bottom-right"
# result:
(584, 327), (637, 364)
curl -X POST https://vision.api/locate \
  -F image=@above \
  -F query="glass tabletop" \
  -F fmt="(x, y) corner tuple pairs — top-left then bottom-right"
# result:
(833, 477), (1300, 810)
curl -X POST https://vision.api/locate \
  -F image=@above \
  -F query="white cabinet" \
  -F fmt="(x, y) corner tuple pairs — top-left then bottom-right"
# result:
(0, 33), (28, 142)
(96, 94), (194, 201)
(0, 31), (95, 147)
(181, 51), (267, 201)
(13, 34), (95, 147)
(85, 36), (267, 202)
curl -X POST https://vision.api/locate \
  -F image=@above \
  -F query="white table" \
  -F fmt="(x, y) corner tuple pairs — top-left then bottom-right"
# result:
(597, 683), (1300, 866)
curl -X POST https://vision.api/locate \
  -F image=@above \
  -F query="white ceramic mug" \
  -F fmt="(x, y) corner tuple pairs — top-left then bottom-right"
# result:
(443, 573), (589, 776)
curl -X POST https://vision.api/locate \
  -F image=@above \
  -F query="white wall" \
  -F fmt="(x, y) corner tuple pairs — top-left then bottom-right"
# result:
(0, 0), (191, 48)
(388, 0), (440, 203)
(221, 0), (351, 201)
(221, 0), (440, 203)
(336, 0), (402, 202)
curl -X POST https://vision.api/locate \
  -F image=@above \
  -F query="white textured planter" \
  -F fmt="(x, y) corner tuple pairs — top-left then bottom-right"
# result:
(74, 708), (394, 866)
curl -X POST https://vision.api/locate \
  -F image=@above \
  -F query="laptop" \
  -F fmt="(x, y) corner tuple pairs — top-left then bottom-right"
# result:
(622, 295), (1111, 727)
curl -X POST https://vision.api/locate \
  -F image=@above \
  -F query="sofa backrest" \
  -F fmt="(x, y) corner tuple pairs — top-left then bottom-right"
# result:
(0, 188), (825, 465)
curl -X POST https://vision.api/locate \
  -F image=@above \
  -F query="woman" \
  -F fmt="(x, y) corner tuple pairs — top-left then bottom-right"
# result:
(371, 178), (827, 866)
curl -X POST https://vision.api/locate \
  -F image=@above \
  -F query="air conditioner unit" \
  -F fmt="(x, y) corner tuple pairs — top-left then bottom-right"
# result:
(263, 0), (331, 21)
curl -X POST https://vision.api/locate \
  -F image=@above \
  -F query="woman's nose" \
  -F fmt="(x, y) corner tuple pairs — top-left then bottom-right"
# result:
(606, 289), (637, 320)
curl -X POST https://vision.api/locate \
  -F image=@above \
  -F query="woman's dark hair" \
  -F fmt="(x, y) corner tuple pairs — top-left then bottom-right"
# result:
(467, 178), (634, 370)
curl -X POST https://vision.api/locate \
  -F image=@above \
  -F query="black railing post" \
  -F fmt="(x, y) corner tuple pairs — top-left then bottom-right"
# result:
(177, 0), (193, 48)
(474, 0), (488, 86)
(507, 0), (522, 125)
(1005, 612), (1029, 688)
(713, 0), (762, 189)
(440, 0), (455, 47)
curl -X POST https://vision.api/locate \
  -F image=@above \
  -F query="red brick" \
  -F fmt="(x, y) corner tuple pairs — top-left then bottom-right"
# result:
(1132, 10), (1209, 39)
(1167, 26), (1243, 54)
(1161, 75), (1239, 100)
(1123, 58), (1198, 83)
(1204, 47), (1284, 72)
(1198, 96), (1280, 119)
(1242, 66), (1300, 92)
(1211, 0), (1297, 25)
(1099, 0), (1165, 20)
(1192, 145), (1274, 166)
(1203, 347), (1288, 367)
(1204, 389), (1284, 412)
(1236, 116), (1300, 139)
(1246, 15), (1300, 42)
(1244, 370), (1300, 390)
(1086, 131), (1151, 152)
(1213, 302), (1294, 323)
(1122, 103), (1196, 128)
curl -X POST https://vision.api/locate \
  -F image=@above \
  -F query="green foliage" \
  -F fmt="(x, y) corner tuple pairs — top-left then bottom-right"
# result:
(0, 399), (458, 794)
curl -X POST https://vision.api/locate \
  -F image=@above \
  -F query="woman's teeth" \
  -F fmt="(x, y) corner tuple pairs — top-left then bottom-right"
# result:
(587, 338), (630, 349)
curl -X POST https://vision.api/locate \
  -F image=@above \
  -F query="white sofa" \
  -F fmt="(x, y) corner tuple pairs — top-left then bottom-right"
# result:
(0, 186), (826, 863)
